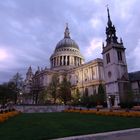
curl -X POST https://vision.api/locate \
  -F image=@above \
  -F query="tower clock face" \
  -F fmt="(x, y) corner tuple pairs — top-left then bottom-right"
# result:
(108, 71), (112, 78)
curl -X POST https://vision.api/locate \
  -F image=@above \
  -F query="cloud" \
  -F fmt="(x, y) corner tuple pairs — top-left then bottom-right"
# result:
(0, 46), (15, 61)
(0, 0), (140, 83)
(84, 38), (102, 61)
(0, 48), (9, 61)
(128, 39), (140, 72)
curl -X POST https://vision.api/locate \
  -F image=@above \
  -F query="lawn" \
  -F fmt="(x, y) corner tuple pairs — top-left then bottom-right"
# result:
(0, 112), (140, 140)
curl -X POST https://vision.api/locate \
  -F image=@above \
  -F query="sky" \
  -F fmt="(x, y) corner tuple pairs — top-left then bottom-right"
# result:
(0, 0), (140, 83)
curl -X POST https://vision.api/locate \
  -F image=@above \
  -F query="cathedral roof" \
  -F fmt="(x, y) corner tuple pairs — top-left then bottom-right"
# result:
(55, 24), (79, 50)
(129, 71), (140, 81)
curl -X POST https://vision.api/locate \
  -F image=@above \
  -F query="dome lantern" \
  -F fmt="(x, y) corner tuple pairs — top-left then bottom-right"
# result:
(64, 23), (70, 38)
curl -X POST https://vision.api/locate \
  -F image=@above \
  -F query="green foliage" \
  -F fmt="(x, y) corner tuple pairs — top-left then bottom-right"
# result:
(38, 90), (48, 104)
(81, 94), (97, 108)
(9, 72), (24, 104)
(120, 89), (134, 108)
(71, 88), (81, 105)
(39, 74), (60, 104)
(0, 82), (17, 105)
(10, 72), (23, 91)
(124, 90), (134, 103)
(58, 76), (71, 105)
(97, 84), (106, 105)
(47, 74), (59, 104)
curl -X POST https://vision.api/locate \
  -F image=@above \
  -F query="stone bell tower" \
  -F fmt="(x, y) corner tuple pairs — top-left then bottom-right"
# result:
(102, 8), (129, 108)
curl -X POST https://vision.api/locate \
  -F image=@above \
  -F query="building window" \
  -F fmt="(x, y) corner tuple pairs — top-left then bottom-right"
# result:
(117, 51), (122, 61)
(106, 53), (110, 64)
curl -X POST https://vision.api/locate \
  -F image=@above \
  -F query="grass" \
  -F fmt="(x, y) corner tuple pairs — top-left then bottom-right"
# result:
(0, 112), (140, 140)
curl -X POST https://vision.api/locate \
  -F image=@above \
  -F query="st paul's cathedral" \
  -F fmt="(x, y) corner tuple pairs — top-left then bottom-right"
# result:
(23, 8), (140, 108)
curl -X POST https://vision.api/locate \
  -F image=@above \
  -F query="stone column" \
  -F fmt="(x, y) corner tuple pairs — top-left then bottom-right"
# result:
(52, 58), (53, 67)
(60, 56), (62, 66)
(71, 56), (73, 65)
(90, 67), (92, 80)
(62, 56), (64, 65)
(73, 57), (74, 65)
(54, 57), (56, 67)
(65, 55), (67, 65)
(53, 58), (55, 67)
(75, 57), (77, 66)
(77, 57), (79, 66)
(69, 56), (71, 65)
(96, 67), (99, 79)
(78, 57), (80, 66)
(58, 56), (60, 66)
(56, 56), (58, 66)
(107, 97), (111, 109)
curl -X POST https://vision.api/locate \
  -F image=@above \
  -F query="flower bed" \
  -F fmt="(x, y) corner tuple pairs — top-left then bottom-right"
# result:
(0, 111), (21, 123)
(64, 109), (140, 117)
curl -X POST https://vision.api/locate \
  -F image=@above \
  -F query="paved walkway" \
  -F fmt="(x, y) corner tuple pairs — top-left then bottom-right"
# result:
(54, 128), (140, 140)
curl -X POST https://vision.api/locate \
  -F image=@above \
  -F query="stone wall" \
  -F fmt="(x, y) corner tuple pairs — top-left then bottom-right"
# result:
(14, 105), (68, 113)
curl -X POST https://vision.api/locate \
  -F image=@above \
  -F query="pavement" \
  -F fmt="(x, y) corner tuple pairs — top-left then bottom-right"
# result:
(53, 128), (140, 140)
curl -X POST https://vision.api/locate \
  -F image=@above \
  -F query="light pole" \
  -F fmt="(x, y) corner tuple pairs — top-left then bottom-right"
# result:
(19, 92), (23, 104)
(108, 96), (112, 111)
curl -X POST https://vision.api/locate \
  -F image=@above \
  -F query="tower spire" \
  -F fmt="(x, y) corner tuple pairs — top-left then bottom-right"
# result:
(107, 7), (112, 27)
(105, 7), (118, 44)
(64, 23), (70, 38)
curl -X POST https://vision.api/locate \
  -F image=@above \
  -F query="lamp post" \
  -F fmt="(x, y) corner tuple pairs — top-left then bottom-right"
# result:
(108, 96), (112, 111)
(19, 92), (23, 104)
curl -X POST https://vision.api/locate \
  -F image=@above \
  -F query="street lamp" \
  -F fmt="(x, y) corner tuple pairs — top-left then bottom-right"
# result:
(108, 96), (112, 111)
(19, 92), (23, 104)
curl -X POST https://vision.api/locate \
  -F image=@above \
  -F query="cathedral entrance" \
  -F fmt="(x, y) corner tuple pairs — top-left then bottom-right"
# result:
(108, 95), (115, 107)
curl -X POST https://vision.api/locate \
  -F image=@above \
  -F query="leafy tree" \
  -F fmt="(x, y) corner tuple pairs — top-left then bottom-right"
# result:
(47, 74), (59, 104)
(59, 76), (71, 105)
(10, 72), (23, 90)
(0, 82), (16, 105)
(38, 89), (47, 104)
(81, 94), (90, 107)
(121, 90), (134, 109)
(72, 88), (81, 105)
(97, 84), (106, 105)
(81, 94), (98, 108)
(9, 72), (23, 104)
(0, 84), (8, 105)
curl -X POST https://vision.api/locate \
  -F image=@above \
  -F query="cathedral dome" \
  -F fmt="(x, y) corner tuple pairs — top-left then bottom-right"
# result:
(55, 38), (79, 50)
(50, 24), (84, 70)
(55, 24), (79, 51)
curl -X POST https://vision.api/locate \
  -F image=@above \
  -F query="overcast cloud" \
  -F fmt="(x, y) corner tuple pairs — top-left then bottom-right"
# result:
(0, 0), (140, 83)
